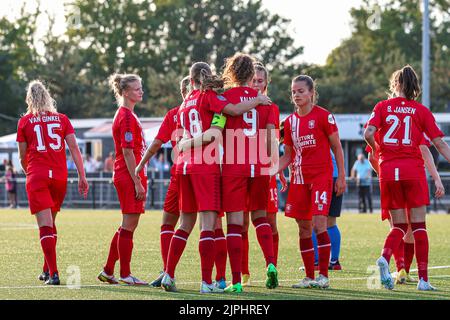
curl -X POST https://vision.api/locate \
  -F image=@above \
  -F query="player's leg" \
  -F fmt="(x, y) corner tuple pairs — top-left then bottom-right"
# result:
(313, 215), (330, 287)
(386, 215), (407, 284)
(241, 211), (250, 286)
(327, 181), (343, 270)
(224, 211), (244, 293)
(199, 211), (223, 293)
(118, 213), (147, 285)
(35, 208), (59, 285)
(150, 210), (179, 287)
(410, 206), (434, 290)
(214, 214), (227, 289)
(267, 212), (279, 266)
(292, 219), (317, 288)
(403, 215), (416, 282)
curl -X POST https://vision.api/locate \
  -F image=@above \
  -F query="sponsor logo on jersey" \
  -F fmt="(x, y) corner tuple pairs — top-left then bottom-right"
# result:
(328, 114), (335, 124)
(318, 204), (324, 211)
(125, 132), (133, 142)
(217, 95), (227, 101)
(308, 120), (315, 129)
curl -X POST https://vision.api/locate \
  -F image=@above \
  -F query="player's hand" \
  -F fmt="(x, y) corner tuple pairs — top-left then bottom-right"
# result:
(279, 174), (288, 192)
(335, 176), (346, 197)
(135, 163), (143, 176)
(434, 180), (445, 199)
(178, 138), (191, 153)
(256, 93), (272, 106)
(78, 175), (89, 199)
(134, 179), (146, 201)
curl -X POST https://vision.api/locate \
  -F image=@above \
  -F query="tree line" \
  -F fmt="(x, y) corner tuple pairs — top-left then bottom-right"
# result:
(1, 0), (449, 136)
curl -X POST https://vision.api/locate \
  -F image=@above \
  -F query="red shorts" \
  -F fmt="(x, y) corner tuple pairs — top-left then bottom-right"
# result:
(267, 176), (278, 214)
(222, 175), (269, 212)
(380, 179), (429, 210)
(163, 175), (179, 215)
(285, 179), (333, 220)
(114, 176), (147, 214)
(178, 174), (221, 213)
(26, 175), (67, 214)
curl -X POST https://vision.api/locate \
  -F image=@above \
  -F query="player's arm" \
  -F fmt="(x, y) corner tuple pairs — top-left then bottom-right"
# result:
(222, 93), (272, 116)
(276, 144), (293, 175)
(364, 125), (378, 155)
(17, 142), (28, 174)
(329, 131), (346, 196)
(431, 137), (450, 163)
(178, 113), (226, 153)
(367, 151), (380, 175)
(420, 144), (444, 198)
(136, 139), (163, 175)
(66, 134), (89, 198)
(122, 148), (145, 201)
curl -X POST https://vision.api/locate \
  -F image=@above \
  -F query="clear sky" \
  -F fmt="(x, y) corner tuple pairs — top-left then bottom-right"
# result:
(1, 0), (367, 65)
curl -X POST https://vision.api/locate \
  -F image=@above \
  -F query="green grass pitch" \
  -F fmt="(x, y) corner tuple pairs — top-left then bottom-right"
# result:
(0, 209), (449, 300)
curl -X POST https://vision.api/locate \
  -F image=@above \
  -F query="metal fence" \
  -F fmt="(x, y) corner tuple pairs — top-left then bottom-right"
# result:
(1, 171), (450, 213)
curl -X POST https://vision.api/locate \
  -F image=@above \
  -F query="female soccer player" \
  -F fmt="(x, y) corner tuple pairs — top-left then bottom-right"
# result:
(367, 136), (444, 284)
(98, 73), (148, 285)
(365, 65), (450, 291)
(16, 80), (88, 285)
(277, 75), (346, 289)
(161, 61), (271, 293)
(219, 53), (279, 292)
(239, 62), (288, 287)
(135, 76), (190, 287)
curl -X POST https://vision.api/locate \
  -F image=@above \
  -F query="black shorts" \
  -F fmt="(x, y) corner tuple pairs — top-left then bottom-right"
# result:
(329, 178), (343, 217)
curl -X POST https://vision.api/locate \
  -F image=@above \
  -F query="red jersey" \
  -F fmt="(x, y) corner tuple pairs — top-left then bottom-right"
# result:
(284, 106), (338, 184)
(367, 97), (443, 181)
(176, 89), (229, 175)
(155, 106), (180, 175)
(16, 111), (75, 180)
(112, 106), (147, 180)
(221, 87), (276, 177)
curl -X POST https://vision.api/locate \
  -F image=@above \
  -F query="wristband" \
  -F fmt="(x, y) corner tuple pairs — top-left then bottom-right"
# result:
(211, 113), (227, 129)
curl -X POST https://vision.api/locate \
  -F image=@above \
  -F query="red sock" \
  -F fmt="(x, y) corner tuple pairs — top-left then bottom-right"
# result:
(382, 223), (408, 263)
(241, 231), (250, 275)
(103, 227), (121, 275)
(160, 224), (175, 271)
(165, 229), (190, 278)
(118, 228), (134, 278)
(252, 217), (275, 266)
(273, 233), (279, 267)
(226, 224), (242, 284)
(412, 222), (428, 282)
(316, 231), (331, 278)
(393, 238), (405, 271)
(199, 231), (215, 284)
(43, 223), (57, 273)
(39, 226), (58, 277)
(214, 228), (227, 281)
(404, 242), (415, 273)
(300, 237), (315, 279)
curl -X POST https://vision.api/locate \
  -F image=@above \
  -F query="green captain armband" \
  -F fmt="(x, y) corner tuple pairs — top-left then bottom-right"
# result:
(211, 113), (227, 129)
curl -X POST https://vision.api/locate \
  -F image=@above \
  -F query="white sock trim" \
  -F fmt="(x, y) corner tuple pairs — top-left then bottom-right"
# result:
(412, 228), (427, 234)
(255, 223), (271, 230)
(214, 237), (226, 241)
(40, 235), (54, 242)
(393, 227), (406, 236)
(199, 237), (215, 242)
(160, 231), (175, 235)
(226, 233), (242, 238)
(173, 235), (188, 242)
(301, 248), (314, 253)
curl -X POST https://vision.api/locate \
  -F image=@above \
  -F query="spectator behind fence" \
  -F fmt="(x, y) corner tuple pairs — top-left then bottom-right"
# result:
(150, 153), (170, 173)
(94, 156), (104, 172)
(103, 152), (114, 172)
(0, 159), (7, 172)
(84, 154), (96, 173)
(0, 160), (18, 208)
(351, 153), (373, 213)
(67, 155), (76, 171)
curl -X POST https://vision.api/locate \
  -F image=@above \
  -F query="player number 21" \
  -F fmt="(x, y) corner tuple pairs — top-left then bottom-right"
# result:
(33, 123), (62, 152)
(383, 115), (411, 146)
